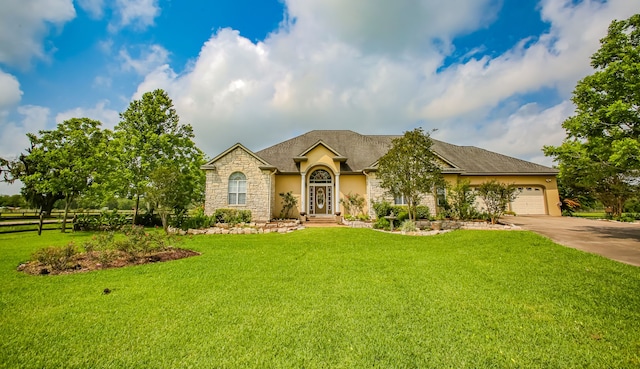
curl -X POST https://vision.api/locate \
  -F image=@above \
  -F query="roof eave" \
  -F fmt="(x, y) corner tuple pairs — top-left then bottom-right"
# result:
(459, 171), (559, 176)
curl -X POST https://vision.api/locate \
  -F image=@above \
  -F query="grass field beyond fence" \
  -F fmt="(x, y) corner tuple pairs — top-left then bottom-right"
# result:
(1, 228), (639, 368)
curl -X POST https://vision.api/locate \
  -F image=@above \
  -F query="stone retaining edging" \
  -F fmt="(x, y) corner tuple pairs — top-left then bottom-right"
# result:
(169, 220), (303, 235)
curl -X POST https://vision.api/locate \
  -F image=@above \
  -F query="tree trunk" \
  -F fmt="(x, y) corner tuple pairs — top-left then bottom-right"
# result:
(61, 194), (72, 233)
(161, 212), (169, 234)
(133, 194), (140, 226)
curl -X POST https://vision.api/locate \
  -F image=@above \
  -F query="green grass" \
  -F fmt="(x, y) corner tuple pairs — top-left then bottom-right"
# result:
(1, 229), (639, 368)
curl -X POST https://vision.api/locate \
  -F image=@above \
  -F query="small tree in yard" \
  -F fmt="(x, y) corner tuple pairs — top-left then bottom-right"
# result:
(146, 166), (201, 234)
(279, 191), (298, 219)
(340, 192), (365, 217)
(447, 179), (477, 220)
(477, 180), (519, 224)
(376, 128), (444, 221)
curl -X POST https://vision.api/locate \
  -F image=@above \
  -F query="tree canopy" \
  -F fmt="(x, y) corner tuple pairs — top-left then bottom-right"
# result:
(544, 14), (640, 216)
(376, 127), (443, 221)
(112, 89), (205, 223)
(1, 118), (109, 222)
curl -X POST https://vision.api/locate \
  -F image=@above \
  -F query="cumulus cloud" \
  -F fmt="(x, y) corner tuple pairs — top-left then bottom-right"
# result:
(119, 44), (170, 75)
(0, 70), (22, 110)
(109, 0), (160, 32)
(0, 0), (76, 67)
(421, 0), (633, 120)
(0, 103), (49, 195)
(284, 0), (498, 55)
(55, 100), (120, 129)
(0, 105), (50, 159)
(77, 0), (105, 18)
(435, 101), (575, 166)
(130, 0), (638, 167)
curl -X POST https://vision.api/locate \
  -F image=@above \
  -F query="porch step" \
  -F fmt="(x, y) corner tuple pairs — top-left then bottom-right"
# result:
(304, 216), (343, 227)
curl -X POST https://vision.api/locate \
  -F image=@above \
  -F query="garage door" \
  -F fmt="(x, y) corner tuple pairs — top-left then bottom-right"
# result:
(510, 187), (546, 215)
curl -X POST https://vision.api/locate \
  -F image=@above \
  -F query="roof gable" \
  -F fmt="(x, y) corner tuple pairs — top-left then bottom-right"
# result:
(298, 140), (344, 157)
(201, 143), (272, 170)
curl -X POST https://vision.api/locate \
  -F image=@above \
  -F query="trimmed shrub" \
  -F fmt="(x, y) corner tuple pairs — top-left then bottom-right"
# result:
(396, 211), (409, 222)
(372, 200), (393, 219)
(32, 244), (79, 272)
(172, 207), (214, 230)
(372, 217), (390, 231)
(213, 209), (252, 224)
(400, 220), (417, 232)
(75, 210), (129, 231)
(135, 213), (163, 227)
(416, 205), (430, 220)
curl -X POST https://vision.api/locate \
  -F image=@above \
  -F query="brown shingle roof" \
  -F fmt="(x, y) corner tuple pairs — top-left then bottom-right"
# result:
(249, 130), (557, 175)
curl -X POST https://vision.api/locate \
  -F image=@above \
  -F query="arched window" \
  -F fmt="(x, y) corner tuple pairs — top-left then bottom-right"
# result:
(228, 172), (246, 205)
(309, 169), (332, 183)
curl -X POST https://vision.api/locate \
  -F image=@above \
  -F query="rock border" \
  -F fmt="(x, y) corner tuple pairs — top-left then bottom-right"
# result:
(343, 218), (521, 235)
(170, 220), (304, 235)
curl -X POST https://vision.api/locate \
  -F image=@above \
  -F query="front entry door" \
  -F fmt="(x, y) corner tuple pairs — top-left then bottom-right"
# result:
(314, 186), (328, 215)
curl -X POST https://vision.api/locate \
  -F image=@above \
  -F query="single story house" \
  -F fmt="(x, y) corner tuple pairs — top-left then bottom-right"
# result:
(201, 130), (561, 221)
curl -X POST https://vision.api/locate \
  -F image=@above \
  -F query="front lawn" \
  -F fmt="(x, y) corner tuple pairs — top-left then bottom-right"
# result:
(1, 229), (639, 368)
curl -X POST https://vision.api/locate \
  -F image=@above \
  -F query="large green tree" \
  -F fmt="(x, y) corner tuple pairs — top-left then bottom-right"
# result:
(113, 89), (205, 223)
(0, 118), (109, 228)
(376, 127), (443, 221)
(544, 14), (640, 216)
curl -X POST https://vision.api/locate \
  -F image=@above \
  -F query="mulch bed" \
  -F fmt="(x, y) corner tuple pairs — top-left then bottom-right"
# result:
(17, 248), (201, 276)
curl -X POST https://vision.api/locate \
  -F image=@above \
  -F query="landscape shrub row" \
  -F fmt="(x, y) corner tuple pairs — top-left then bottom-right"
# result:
(26, 225), (178, 274)
(171, 208), (252, 231)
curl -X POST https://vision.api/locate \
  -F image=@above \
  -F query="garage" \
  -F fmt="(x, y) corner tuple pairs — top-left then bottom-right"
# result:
(510, 186), (547, 215)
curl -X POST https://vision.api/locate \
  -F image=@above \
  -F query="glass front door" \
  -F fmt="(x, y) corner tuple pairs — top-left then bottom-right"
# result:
(308, 169), (333, 216)
(314, 186), (327, 214)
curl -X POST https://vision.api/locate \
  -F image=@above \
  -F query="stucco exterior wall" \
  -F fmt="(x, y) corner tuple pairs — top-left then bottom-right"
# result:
(274, 174), (301, 219)
(300, 146), (340, 173)
(203, 147), (272, 222)
(338, 174), (367, 216)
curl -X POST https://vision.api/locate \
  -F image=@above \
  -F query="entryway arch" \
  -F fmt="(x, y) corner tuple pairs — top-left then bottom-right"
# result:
(308, 168), (333, 216)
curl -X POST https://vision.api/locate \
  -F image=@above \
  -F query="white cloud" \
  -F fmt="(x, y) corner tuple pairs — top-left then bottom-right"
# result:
(119, 44), (170, 75)
(55, 100), (120, 129)
(284, 0), (499, 54)
(109, 0), (160, 32)
(77, 0), (105, 18)
(0, 0), (76, 67)
(421, 0), (636, 120)
(130, 0), (639, 167)
(435, 101), (575, 167)
(0, 105), (50, 159)
(0, 70), (22, 109)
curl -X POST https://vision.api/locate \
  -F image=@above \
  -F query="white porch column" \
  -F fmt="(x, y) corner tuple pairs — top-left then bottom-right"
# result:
(300, 172), (306, 213)
(335, 173), (340, 214)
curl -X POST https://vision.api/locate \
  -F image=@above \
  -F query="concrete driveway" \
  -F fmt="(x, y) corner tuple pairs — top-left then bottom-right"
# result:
(504, 215), (640, 267)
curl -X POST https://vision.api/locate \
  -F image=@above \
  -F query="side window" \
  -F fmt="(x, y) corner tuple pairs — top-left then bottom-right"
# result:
(228, 172), (247, 205)
(436, 186), (446, 206)
(394, 195), (407, 205)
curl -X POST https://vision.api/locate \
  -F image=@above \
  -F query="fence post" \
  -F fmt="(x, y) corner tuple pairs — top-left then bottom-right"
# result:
(38, 212), (44, 236)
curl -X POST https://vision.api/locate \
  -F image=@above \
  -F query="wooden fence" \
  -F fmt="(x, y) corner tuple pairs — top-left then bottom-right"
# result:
(0, 214), (74, 235)
(0, 210), (140, 235)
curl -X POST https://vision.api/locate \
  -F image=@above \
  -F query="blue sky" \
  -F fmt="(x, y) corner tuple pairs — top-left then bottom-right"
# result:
(1, 0), (638, 194)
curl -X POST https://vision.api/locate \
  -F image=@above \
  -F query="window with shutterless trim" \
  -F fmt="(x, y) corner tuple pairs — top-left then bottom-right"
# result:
(228, 172), (246, 205)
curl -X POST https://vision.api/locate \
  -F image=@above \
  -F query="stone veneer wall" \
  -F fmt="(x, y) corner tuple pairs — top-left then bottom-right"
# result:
(204, 147), (273, 222)
(366, 172), (437, 218)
